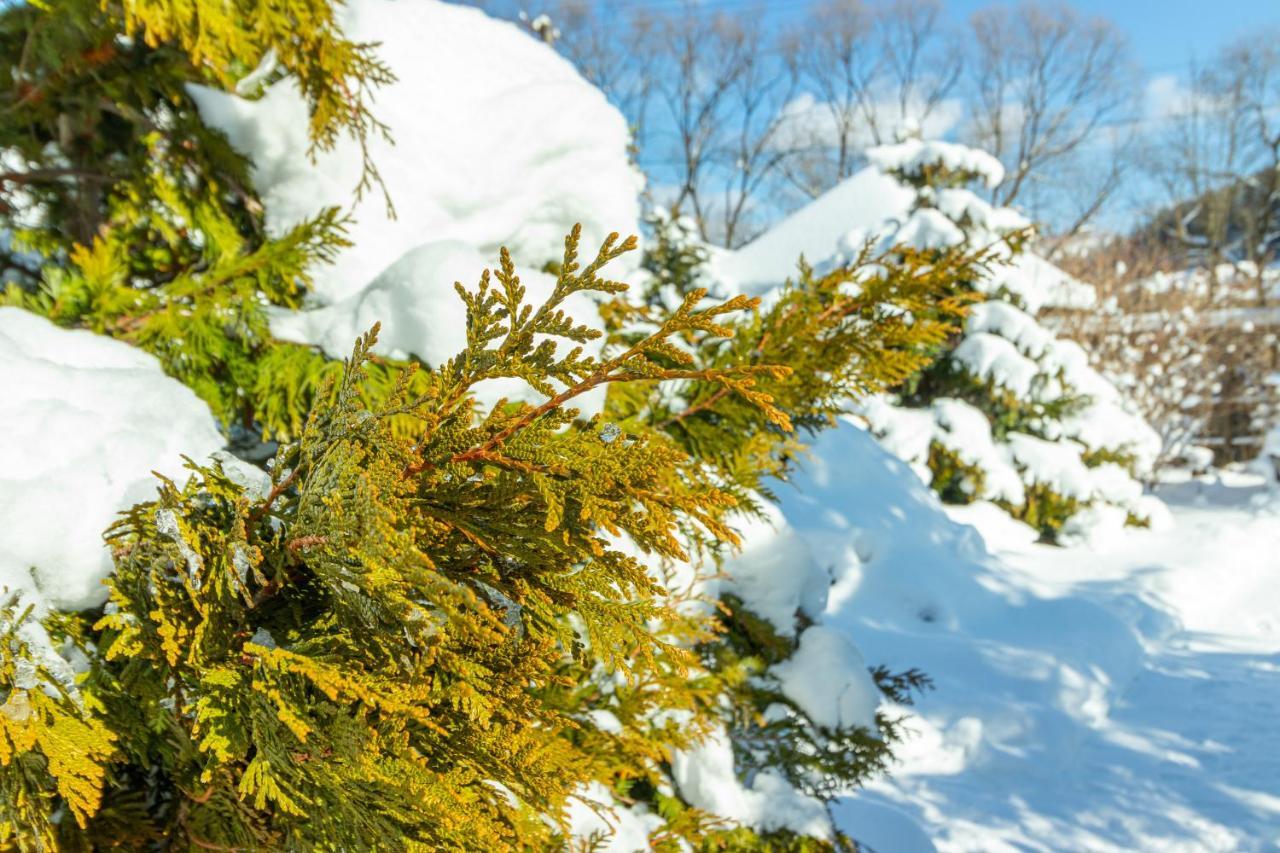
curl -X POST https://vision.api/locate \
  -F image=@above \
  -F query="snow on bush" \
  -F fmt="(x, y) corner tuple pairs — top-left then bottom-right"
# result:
(0, 307), (227, 613)
(190, 0), (642, 394)
(865, 138), (1005, 188)
(714, 135), (1161, 537)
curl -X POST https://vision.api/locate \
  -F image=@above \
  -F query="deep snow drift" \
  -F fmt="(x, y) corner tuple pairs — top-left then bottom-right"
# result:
(788, 430), (1280, 851)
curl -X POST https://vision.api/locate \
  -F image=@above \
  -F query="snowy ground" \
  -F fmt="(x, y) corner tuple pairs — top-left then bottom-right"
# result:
(773, 423), (1280, 852)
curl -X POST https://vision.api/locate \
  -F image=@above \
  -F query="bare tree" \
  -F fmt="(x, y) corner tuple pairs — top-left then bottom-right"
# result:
(1224, 36), (1280, 306)
(654, 6), (750, 242)
(716, 17), (801, 247)
(879, 0), (963, 135)
(783, 0), (961, 199)
(965, 1), (1136, 230)
(1153, 35), (1280, 304)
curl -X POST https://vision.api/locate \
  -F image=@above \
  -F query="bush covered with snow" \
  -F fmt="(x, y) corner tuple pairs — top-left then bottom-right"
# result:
(716, 135), (1162, 541)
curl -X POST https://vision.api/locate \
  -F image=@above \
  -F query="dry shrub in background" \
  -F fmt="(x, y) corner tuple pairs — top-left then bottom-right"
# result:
(1051, 237), (1280, 470)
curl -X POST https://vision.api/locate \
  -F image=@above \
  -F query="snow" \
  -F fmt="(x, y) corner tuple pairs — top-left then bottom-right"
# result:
(889, 208), (966, 251)
(932, 399), (1025, 503)
(952, 332), (1043, 398)
(770, 625), (881, 732)
(718, 502), (829, 636)
(866, 139), (1006, 188)
(0, 307), (226, 613)
(190, 0), (642, 404)
(768, 420), (1280, 851)
(565, 782), (664, 851)
(711, 167), (914, 294)
(934, 188), (1030, 235)
(671, 726), (833, 839)
(859, 396), (1025, 504)
(985, 251), (1097, 313)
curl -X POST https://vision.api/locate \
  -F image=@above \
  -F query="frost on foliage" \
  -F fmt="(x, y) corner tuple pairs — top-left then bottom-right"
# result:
(0, 307), (225, 611)
(672, 726), (832, 840)
(190, 0), (642, 402)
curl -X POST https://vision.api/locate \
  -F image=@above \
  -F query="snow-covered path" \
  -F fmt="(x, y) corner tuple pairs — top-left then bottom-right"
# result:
(771, 421), (1280, 851)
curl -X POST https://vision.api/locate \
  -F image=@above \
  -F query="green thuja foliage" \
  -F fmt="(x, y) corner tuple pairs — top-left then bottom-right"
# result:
(927, 442), (986, 505)
(0, 4), (1009, 846)
(0, 599), (114, 847)
(1002, 483), (1082, 542)
(612, 241), (986, 503)
(639, 207), (710, 306)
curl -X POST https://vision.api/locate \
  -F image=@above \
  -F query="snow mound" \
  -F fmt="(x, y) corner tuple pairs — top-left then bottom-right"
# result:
(775, 420), (1280, 850)
(710, 168), (914, 295)
(190, 0), (642, 384)
(0, 307), (226, 612)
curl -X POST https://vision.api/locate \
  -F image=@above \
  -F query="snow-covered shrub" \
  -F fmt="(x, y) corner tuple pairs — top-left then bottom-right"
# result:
(857, 139), (1159, 540)
(711, 135), (1161, 542)
(1052, 246), (1280, 468)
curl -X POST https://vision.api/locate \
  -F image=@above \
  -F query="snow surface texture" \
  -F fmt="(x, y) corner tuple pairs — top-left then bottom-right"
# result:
(776, 420), (1280, 851)
(190, 0), (643, 408)
(0, 307), (227, 612)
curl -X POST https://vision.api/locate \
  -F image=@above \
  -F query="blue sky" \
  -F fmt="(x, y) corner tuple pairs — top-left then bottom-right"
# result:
(943, 0), (1280, 77)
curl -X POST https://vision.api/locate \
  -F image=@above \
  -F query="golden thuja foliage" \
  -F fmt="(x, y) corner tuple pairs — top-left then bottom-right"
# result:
(1, 227), (988, 850)
(114, 0), (395, 199)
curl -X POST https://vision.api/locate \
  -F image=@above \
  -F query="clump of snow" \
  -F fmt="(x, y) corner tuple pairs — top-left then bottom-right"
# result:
(565, 782), (663, 851)
(934, 188), (1030, 234)
(0, 307), (226, 612)
(190, 0), (642, 401)
(984, 251), (1097, 313)
(770, 625), (881, 731)
(671, 726), (832, 839)
(866, 138), (1005, 188)
(888, 208), (965, 251)
(952, 332), (1044, 399)
(717, 502), (829, 636)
